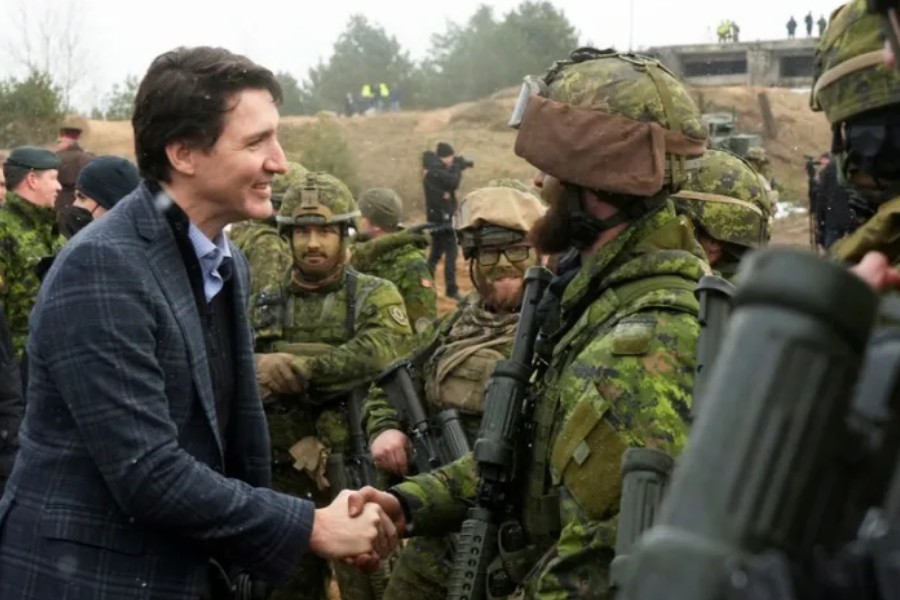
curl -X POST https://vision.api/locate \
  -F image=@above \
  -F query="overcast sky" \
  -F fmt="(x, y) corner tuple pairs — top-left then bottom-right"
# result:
(0, 0), (847, 110)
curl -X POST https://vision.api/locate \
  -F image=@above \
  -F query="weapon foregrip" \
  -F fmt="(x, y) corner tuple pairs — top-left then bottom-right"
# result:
(447, 509), (498, 600)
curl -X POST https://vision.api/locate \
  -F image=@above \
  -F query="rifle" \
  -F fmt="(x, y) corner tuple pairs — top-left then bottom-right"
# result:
(374, 359), (471, 474)
(446, 266), (552, 600)
(326, 387), (391, 600)
(804, 154), (824, 252)
(691, 276), (735, 420)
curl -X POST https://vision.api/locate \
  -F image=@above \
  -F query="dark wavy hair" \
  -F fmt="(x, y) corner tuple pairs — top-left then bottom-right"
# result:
(132, 46), (282, 183)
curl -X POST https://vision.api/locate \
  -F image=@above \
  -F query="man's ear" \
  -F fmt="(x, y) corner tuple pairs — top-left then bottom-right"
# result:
(165, 140), (198, 177)
(25, 170), (39, 190)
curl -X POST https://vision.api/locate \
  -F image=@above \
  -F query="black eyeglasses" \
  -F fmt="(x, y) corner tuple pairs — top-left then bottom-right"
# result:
(474, 245), (531, 266)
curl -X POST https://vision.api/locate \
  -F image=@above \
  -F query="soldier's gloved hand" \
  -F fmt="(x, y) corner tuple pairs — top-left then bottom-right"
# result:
(254, 352), (309, 396)
(370, 429), (411, 476)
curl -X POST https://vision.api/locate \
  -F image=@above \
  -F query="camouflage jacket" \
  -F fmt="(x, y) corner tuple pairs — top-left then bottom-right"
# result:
(230, 221), (291, 300)
(390, 201), (707, 599)
(830, 194), (900, 265)
(351, 230), (437, 332)
(0, 193), (65, 358)
(253, 268), (413, 395)
(364, 293), (518, 445)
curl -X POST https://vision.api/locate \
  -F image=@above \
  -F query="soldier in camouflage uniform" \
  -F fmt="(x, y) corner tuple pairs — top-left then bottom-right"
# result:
(252, 171), (412, 600)
(362, 186), (545, 599)
(383, 48), (710, 599)
(811, 0), (900, 267)
(351, 187), (437, 332)
(232, 161), (307, 301)
(671, 149), (773, 281)
(0, 147), (65, 358)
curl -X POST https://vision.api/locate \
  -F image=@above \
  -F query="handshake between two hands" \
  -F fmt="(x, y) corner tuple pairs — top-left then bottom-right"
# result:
(309, 486), (407, 573)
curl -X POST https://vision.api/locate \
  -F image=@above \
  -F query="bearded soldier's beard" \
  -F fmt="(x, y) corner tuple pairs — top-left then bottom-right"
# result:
(528, 194), (574, 255)
(472, 264), (525, 313)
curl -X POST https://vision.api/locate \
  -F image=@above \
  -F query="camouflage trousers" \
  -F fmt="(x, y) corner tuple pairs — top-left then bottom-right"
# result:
(383, 535), (453, 599)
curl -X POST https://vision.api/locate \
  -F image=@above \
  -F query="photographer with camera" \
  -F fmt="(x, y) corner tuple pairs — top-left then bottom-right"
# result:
(422, 142), (473, 301)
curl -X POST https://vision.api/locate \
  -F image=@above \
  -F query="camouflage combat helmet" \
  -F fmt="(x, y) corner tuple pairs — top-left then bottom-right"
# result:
(811, 0), (900, 125)
(511, 48), (708, 196)
(671, 149), (772, 250)
(271, 161), (308, 210)
(455, 186), (546, 258)
(745, 146), (769, 164)
(276, 171), (360, 233)
(358, 187), (403, 230)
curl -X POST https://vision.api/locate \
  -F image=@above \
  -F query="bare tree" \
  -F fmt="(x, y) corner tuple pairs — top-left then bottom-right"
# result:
(4, 0), (91, 112)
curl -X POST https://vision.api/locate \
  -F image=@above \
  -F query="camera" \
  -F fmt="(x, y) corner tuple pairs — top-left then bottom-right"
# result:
(454, 156), (475, 170)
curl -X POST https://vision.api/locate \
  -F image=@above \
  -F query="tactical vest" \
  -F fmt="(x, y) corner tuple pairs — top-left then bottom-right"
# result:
(511, 272), (699, 581)
(424, 303), (518, 414)
(258, 268), (360, 458)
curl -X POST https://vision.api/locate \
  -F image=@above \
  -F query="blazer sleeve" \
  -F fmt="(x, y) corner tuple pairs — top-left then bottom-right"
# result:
(30, 240), (314, 582)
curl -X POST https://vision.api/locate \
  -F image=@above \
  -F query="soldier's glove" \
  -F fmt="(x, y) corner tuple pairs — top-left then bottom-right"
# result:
(255, 352), (309, 396)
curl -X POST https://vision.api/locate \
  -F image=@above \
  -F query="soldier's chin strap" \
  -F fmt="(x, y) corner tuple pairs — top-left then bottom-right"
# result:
(564, 184), (633, 250)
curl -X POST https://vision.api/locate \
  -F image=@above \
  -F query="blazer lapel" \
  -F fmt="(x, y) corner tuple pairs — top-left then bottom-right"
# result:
(135, 189), (225, 459)
(229, 250), (258, 412)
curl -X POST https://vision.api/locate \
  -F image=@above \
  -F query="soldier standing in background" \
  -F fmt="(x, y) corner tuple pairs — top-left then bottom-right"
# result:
(806, 11), (815, 36)
(54, 119), (94, 219)
(252, 172), (412, 600)
(351, 187), (437, 333)
(671, 149), (773, 281)
(0, 147), (64, 358)
(788, 15), (798, 38)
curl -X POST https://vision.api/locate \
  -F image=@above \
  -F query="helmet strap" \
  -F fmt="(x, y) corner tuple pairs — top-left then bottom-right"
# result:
(565, 184), (631, 250)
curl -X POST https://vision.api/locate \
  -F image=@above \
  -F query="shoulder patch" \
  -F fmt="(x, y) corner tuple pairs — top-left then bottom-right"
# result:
(388, 305), (410, 327)
(610, 318), (656, 356)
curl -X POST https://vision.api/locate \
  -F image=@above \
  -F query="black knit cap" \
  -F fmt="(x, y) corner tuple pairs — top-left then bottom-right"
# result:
(436, 142), (455, 158)
(76, 156), (140, 210)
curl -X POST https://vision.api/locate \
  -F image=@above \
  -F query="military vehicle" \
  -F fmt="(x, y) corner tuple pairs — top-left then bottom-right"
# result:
(701, 111), (762, 158)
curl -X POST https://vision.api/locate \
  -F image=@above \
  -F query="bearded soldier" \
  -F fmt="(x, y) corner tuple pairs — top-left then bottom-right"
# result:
(351, 187), (437, 332)
(371, 48), (709, 599)
(671, 148), (773, 281)
(251, 171), (412, 600)
(362, 186), (545, 598)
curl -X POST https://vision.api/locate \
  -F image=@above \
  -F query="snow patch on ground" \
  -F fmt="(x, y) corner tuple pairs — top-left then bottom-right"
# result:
(776, 201), (807, 218)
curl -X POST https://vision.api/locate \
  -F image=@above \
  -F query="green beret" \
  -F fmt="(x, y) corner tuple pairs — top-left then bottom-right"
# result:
(4, 146), (62, 171)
